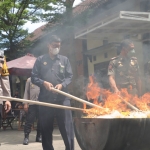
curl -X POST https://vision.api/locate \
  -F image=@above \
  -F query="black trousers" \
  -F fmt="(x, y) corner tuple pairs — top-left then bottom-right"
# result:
(39, 100), (74, 150)
(24, 105), (41, 134)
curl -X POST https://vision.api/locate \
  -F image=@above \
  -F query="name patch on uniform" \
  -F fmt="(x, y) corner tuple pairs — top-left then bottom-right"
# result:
(43, 62), (47, 65)
(59, 62), (65, 73)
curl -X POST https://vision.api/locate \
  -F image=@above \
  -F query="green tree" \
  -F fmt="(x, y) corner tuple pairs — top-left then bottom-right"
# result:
(0, 0), (61, 58)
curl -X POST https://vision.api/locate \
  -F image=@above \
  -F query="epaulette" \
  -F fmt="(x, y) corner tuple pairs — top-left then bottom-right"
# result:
(131, 57), (137, 60)
(1, 56), (9, 76)
(27, 78), (31, 82)
(111, 56), (119, 60)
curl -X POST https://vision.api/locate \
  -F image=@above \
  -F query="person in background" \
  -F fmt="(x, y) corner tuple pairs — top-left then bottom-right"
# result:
(108, 39), (141, 97)
(11, 90), (22, 116)
(145, 61), (150, 92)
(31, 35), (74, 150)
(23, 77), (42, 145)
(14, 90), (20, 98)
(0, 50), (11, 128)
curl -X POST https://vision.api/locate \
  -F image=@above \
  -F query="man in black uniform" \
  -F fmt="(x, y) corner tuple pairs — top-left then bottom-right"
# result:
(31, 35), (74, 150)
(108, 39), (141, 96)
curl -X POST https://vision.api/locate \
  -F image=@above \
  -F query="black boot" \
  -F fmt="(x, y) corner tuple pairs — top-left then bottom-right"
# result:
(23, 133), (29, 145)
(36, 132), (42, 142)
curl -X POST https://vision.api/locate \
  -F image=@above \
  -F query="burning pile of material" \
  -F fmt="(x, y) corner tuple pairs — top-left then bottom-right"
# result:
(83, 76), (150, 118)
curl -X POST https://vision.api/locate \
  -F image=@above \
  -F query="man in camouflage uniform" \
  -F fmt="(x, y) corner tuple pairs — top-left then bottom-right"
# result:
(145, 61), (150, 92)
(108, 39), (141, 96)
(0, 50), (11, 128)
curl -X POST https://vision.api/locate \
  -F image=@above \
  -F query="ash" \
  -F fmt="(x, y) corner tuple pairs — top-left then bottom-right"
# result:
(85, 110), (150, 118)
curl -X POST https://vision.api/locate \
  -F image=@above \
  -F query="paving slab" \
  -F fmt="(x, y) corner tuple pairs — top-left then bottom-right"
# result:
(0, 128), (81, 150)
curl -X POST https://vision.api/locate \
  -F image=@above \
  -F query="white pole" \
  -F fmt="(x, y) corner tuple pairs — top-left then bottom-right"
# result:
(51, 88), (104, 109)
(0, 96), (84, 112)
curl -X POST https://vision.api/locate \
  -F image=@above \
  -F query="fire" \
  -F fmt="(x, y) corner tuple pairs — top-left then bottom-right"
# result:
(84, 76), (150, 118)
(86, 75), (100, 105)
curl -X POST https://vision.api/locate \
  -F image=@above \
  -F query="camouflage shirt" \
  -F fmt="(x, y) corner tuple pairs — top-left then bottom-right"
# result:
(108, 56), (140, 87)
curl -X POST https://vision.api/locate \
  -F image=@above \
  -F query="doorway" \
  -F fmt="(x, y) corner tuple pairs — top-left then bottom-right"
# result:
(94, 61), (110, 89)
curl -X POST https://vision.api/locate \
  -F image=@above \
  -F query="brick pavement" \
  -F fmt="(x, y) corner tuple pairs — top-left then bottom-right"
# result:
(0, 128), (81, 150)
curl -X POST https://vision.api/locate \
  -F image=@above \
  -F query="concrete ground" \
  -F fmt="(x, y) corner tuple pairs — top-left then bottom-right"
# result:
(0, 128), (81, 150)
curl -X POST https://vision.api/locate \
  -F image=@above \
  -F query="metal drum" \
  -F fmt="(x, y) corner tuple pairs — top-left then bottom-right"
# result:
(74, 118), (150, 150)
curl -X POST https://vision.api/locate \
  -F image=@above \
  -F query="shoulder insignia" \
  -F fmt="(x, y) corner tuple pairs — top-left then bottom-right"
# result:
(130, 60), (135, 65)
(1, 56), (9, 76)
(27, 78), (31, 82)
(43, 62), (47, 65)
(131, 57), (137, 60)
(111, 56), (119, 60)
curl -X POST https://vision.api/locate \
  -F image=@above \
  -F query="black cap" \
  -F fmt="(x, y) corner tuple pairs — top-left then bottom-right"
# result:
(120, 39), (133, 49)
(48, 35), (61, 44)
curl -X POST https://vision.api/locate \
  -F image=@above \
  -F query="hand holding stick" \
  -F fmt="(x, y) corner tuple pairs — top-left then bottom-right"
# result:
(51, 88), (105, 110)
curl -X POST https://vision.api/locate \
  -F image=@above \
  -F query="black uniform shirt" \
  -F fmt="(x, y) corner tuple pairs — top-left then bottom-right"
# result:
(31, 54), (73, 102)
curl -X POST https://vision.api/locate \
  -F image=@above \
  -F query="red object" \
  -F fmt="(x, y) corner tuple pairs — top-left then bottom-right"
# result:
(7, 55), (36, 76)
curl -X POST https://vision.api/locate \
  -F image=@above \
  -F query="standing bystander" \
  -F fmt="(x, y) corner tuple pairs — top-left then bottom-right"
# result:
(108, 39), (141, 97)
(0, 50), (11, 128)
(23, 77), (42, 145)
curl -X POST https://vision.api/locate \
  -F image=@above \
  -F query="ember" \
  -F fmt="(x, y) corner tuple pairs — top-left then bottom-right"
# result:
(83, 76), (150, 118)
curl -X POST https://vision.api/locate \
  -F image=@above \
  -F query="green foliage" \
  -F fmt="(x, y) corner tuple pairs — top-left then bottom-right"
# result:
(0, 0), (78, 58)
(37, 0), (76, 40)
(0, 0), (60, 58)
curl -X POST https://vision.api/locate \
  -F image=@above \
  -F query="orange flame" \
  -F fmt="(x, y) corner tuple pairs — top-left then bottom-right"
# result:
(86, 75), (101, 105)
(84, 76), (150, 117)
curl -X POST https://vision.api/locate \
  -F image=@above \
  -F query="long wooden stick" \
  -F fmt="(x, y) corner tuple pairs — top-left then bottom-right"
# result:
(118, 95), (140, 111)
(0, 96), (84, 112)
(51, 88), (104, 109)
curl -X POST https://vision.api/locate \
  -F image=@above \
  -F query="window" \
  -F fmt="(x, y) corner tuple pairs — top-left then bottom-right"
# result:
(104, 53), (108, 58)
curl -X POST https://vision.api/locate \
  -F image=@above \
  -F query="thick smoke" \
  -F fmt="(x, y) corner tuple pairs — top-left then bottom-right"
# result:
(28, 0), (150, 97)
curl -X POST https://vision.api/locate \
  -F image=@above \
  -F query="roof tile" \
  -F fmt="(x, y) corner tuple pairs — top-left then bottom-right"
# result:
(29, 0), (108, 42)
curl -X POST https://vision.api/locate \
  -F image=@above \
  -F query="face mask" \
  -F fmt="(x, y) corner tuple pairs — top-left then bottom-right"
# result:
(127, 49), (135, 58)
(51, 48), (60, 55)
